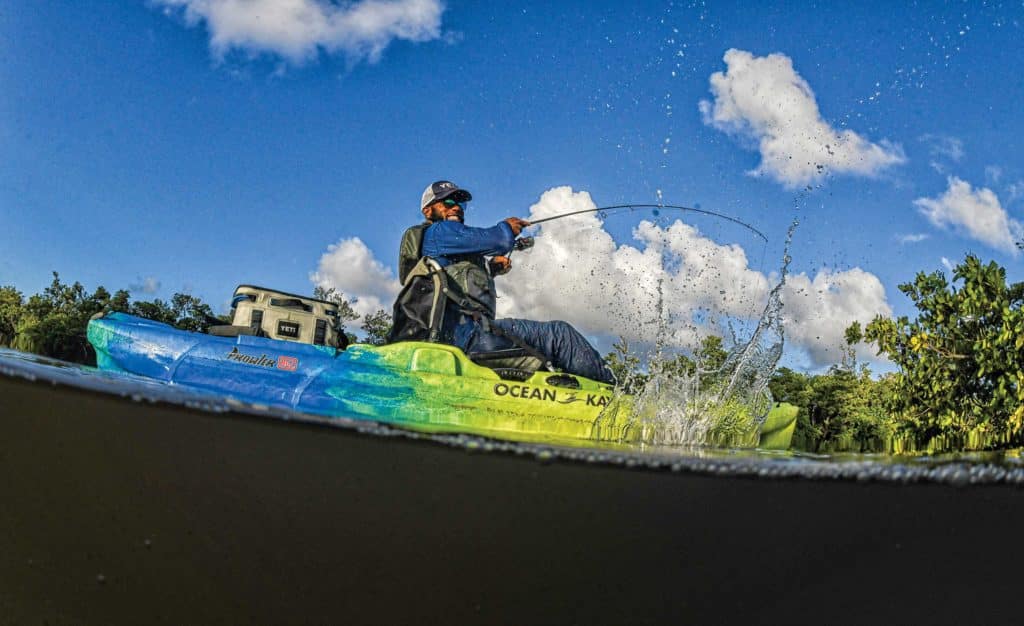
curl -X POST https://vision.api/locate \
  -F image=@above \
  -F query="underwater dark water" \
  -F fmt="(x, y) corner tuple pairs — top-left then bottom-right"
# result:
(6, 347), (1024, 625)
(2, 348), (1022, 488)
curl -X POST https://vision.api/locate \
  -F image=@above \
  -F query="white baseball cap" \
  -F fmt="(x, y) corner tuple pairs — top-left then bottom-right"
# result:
(421, 180), (473, 210)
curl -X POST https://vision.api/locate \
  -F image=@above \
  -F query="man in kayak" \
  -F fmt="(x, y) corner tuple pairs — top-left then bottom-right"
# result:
(390, 180), (615, 385)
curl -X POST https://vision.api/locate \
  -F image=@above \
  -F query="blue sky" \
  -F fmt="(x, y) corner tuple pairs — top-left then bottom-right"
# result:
(1, 0), (1022, 368)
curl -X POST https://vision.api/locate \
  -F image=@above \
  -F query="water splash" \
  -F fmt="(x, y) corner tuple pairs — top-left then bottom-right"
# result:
(613, 218), (800, 448)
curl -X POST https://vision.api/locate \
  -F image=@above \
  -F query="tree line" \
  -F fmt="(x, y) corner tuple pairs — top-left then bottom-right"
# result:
(770, 254), (1022, 452)
(2, 252), (1021, 453)
(0, 273), (220, 364)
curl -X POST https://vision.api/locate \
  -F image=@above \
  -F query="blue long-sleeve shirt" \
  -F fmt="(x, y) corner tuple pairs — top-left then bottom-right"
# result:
(421, 220), (515, 267)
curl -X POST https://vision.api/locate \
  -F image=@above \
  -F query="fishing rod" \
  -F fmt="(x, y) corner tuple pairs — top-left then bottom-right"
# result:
(525, 204), (768, 243)
(506, 201), (771, 323)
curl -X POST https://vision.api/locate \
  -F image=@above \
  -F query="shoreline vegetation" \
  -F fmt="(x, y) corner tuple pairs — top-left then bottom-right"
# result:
(2, 253), (1020, 454)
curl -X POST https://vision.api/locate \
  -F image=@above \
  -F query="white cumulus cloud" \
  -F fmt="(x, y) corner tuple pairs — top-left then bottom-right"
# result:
(154, 0), (444, 65)
(699, 49), (906, 188)
(498, 187), (891, 368)
(310, 237), (401, 317)
(780, 268), (893, 366)
(496, 187), (772, 351)
(914, 176), (1023, 256)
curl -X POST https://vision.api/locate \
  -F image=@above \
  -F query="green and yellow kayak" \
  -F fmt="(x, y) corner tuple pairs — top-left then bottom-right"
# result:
(88, 312), (796, 449)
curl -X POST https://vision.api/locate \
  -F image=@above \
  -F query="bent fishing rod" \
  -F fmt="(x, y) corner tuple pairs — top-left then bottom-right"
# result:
(524, 203), (768, 243)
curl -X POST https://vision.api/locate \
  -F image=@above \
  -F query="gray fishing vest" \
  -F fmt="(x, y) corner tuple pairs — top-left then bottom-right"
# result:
(398, 222), (497, 319)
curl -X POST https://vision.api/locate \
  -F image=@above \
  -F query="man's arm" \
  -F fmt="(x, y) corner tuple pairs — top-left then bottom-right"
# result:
(488, 219), (529, 276)
(422, 221), (518, 258)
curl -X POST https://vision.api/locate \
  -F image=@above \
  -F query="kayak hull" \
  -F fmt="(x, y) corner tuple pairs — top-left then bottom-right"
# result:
(87, 312), (796, 449)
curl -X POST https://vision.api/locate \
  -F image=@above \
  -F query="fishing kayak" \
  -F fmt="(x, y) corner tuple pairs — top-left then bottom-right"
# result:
(87, 311), (797, 448)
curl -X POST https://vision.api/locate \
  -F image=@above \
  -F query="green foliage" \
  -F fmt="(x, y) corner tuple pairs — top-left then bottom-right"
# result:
(606, 335), (731, 394)
(0, 286), (25, 347)
(697, 335), (728, 371)
(859, 255), (1024, 446)
(2, 273), (234, 364)
(604, 337), (649, 393)
(768, 365), (895, 452)
(127, 293), (223, 332)
(312, 286), (360, 323)
(9, 273), (115, 363)
(693, 334), (728, 391)
(360, 309), (393, 346)
(313, 285), (361, 344)
(841, 321), (862, 369)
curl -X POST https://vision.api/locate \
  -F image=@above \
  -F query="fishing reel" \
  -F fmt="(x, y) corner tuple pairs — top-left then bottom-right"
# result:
(513, 236), (535, 252)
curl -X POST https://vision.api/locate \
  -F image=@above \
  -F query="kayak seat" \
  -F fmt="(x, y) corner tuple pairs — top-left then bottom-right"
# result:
(388, 258), (547, 378)
(387, 258), (452, 345)
(467, 347), (544, 373)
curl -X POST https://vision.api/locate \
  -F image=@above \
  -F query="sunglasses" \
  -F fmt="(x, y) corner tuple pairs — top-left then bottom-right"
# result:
(442, 198), (467, 208)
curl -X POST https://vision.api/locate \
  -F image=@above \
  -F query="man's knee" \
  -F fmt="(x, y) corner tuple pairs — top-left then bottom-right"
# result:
(548, 320), (575, 334)
(551, 320), (591, 345)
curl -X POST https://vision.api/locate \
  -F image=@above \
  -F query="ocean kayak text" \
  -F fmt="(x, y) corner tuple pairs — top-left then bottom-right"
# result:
(492, 382), (609, 406)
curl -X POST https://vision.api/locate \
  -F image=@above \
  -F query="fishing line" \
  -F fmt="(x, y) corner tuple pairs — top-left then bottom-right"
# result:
(520, 202), (772, 330)
(527, 204), (768, 243)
